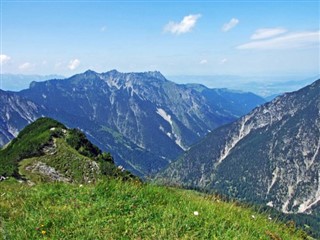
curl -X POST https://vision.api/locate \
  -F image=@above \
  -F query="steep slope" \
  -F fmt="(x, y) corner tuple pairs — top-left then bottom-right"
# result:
(0, 70), (265, 176)
(187, 84), (265, 117)
(0, 90), (42, 146)
(0, 117), (133, 183)
(160, 79), (320, 216)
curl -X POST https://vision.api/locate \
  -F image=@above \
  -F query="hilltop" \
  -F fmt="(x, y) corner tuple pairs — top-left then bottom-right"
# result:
(0, 117), (133, 183)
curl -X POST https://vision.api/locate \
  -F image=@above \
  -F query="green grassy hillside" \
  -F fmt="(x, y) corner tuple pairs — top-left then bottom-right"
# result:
(0, 118), (65, 177)
(0, 178), (309, 240)
(0, 117), (134, 183)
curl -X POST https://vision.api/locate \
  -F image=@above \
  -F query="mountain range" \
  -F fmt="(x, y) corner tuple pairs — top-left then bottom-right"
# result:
(170, 74), (319, 98)
(0, 70), (265, 176)
(1, 71), (319, 237)
(159, 79), (320, 217)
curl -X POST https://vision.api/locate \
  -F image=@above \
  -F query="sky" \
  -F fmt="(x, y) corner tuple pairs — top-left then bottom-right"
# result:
(0, 0), (319, 79)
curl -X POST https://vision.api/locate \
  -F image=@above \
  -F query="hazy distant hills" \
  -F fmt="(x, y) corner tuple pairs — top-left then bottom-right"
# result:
(170, 75), (319, 98)
(0, 70), (265, 176)
(159, 79), (320, 216)
(0, 74), (65, 91)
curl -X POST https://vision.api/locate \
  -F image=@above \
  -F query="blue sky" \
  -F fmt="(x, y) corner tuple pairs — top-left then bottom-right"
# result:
(1, 0), (319, 78)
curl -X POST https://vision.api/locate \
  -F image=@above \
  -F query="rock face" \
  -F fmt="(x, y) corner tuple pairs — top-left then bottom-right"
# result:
(0, 70), (265, 177)
(0, 90), (43, 146)
(160, 79), (320, 215)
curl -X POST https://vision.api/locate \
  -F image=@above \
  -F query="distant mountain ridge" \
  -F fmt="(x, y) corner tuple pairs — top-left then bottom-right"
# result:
(0, 74), (65, 91)
(0, 70), (265, 177)
(170, 74), (319, 97)
(159, 79), (320, 216)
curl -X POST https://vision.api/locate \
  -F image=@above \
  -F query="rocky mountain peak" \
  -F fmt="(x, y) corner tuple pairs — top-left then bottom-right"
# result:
(83, 69), (99, 76)
(0, 70), (265, 177)
(159, 78), (320, 216)
(144, 71), (167, 81)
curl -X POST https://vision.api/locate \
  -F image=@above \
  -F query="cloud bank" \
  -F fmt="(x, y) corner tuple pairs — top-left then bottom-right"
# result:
(237, 31), (320, 50)
(251, 28), (287, 40)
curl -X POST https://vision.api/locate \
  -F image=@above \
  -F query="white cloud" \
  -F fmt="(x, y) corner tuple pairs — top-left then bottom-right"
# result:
(68, 59), (80, 70)
(0, 54), (11, 65)
(237, 31), (320, 50)
(100, 26), (107, 32)
(251, 28), (287, 40)
(199, 59), (208, 64)
(19, 62), (33, 71)
(164, 14), (201, 35)
(222, 18), (239, 32)
(220, 58), (228, 64)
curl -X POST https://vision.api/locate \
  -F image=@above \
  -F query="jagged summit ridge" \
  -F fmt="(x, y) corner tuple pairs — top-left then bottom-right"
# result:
(57, 69), (169, 90)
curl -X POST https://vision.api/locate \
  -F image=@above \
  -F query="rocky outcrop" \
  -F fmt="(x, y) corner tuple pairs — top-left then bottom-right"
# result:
(26, 161), (71, 182)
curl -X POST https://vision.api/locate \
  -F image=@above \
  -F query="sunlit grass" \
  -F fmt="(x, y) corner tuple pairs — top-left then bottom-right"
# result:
(0, 178), (309, 239)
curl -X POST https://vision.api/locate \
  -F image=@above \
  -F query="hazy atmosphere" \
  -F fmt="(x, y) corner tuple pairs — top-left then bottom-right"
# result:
(1, 1), (319, 78)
